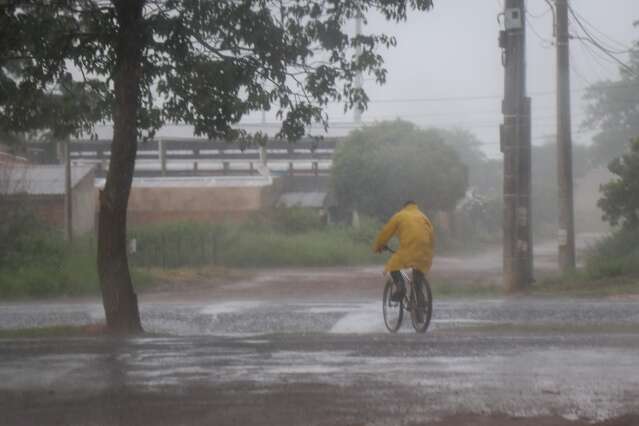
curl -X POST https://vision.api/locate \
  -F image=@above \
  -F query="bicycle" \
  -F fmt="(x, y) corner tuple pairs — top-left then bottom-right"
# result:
(381, 247), (433, 333)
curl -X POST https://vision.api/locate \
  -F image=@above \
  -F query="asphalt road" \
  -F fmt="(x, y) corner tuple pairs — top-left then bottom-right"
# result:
(1, 296), (639, 425)
(1, 236), (638, 425)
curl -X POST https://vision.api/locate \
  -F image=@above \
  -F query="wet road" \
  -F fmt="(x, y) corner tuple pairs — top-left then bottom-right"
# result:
(1, 297), (639, 335)
(1, 296), (639, 425)
(1, 235), (638, 425)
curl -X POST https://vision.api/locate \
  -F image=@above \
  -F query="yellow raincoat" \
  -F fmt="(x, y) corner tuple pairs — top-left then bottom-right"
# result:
(372, 203), (435, 273)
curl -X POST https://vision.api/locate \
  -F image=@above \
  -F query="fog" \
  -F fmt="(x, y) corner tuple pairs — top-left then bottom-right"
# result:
(246, 0), (639, 158)
(90, 1), (639, 159)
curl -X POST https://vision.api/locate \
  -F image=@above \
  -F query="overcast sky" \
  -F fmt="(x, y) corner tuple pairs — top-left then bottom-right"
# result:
(251, 0), (639, 158)
(97, 1), (638, 158)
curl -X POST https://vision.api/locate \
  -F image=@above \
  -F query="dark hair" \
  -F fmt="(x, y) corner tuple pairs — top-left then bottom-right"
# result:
(403, 200), (416, 207)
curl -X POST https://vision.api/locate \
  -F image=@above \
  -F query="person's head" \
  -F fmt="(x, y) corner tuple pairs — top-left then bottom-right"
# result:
(403, 200), (416, 208)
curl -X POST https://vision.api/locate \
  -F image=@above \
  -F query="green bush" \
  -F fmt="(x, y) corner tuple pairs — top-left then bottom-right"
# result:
(584, 229), (639, 279)
(218, 229), (377, 267)
(129, 222), (232, 268)
(346, 215), (383, 245)
(128, 219), (380, 269)
(0, 233), (151, 299)
(267, 206), (325, 234)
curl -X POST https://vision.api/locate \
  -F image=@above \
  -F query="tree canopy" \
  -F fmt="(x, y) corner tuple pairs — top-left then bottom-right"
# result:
(331, 120), (468, 220)
(583, 28), (639, 166)
(1, 0), (434, 142)
(1, 0), (435, 333)
(437, 128), (501, 196)
(598, 138), (639, 229)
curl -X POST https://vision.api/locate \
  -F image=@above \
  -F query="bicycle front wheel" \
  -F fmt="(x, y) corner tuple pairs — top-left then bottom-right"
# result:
(383, 278), (403, 333)
(410, 276), (433, 333)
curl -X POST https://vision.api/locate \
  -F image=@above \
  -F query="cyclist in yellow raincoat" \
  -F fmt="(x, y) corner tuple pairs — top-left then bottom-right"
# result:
(372, 201), (435, 301)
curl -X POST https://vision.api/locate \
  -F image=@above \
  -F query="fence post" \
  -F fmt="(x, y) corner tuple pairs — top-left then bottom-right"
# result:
(193, 146), (199, 175)
(161, 233), (166, 269)
(158, 139), (167, 176)
(259, 145), (268, 167)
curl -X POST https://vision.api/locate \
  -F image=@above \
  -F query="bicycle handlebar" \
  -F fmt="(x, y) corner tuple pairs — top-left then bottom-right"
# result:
(383, 245), (395, 254)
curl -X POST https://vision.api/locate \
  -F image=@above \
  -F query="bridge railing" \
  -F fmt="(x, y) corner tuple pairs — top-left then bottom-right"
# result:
(25, 138), (339, 177)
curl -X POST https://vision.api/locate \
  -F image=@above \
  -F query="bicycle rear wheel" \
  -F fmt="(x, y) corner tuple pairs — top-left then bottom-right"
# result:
(410, 275), (433, 333)
(383, 278), (403, 333)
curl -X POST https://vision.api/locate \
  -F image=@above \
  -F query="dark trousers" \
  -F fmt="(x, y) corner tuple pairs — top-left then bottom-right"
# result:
(390, 271), (406, 291)
(390, 270), (425, 291)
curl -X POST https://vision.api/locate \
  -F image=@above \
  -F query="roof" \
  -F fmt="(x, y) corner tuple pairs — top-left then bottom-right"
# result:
(1, 164), (94, 195)
(278, 191), (327, 208)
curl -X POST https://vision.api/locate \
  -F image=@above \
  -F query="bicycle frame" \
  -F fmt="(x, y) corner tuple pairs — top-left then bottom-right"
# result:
(381, 245), (432, 333)
(386, 269), (418, 308)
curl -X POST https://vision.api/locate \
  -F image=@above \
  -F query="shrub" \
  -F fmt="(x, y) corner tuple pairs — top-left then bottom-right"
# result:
(598, 138), (639, 229)
(584, 229), (639, 279)
(262, 206), (325, 234)
(127, 220), (380, 269)
(0, 233), (151, 299)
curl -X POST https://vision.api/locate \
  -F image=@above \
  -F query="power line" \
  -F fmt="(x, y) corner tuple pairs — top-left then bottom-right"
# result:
(567, 5), (637, 77)
(369, 83), (639, 104)
(569, 50), (594, 88)
(526, 12), (553, 49)
(574, 36), (610, 81)
(526, 3), (553, 19)
(567, 5), (632, 52)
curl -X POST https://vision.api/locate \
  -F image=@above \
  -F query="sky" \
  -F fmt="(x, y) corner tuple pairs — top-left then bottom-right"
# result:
(91, 1), (639, 158)
(246, 0), (639, 158)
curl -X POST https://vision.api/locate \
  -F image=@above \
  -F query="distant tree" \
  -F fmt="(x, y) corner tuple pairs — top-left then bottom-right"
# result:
(438, 128), (501, 196)
(532, 139), (592, 230)
(438, 128), (486, 166)
(1, 1), (434, 333)
(598, 138), (639, 229)
(331, 120), (468, 220)
(583, 27), (639, 166)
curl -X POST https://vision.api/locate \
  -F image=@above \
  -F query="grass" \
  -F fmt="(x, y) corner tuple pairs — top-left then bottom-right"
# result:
(128, 215), (381, 269)
(216, 229), (378, 268)
(0, 235), (153, 300)
(527, 229), (639, 297)
(0, 210), (380, 299)
(532, 272), (639, 297)
(583, 228), (639, 279)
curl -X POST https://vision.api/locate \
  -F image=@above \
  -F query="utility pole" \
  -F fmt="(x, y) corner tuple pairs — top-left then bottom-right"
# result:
(499, 0), (533, 292)
(554, 0), (576, 272)
(64, 139), (73, 243)
(353, 13), (363, 124)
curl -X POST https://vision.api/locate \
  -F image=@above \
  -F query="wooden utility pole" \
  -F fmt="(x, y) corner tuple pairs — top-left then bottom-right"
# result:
(500, 0), (533, 292)
(554, 0), (576, 272)
(64, 140), (73, 243)
(353, 13), (363, 124)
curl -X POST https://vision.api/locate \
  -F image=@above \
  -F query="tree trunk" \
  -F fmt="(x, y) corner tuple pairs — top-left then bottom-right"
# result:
(97, 0), (145, 334)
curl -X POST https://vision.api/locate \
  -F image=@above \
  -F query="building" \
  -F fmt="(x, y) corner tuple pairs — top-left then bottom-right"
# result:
(97, 175), (277, 225)
(0, 164), (96, 235)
